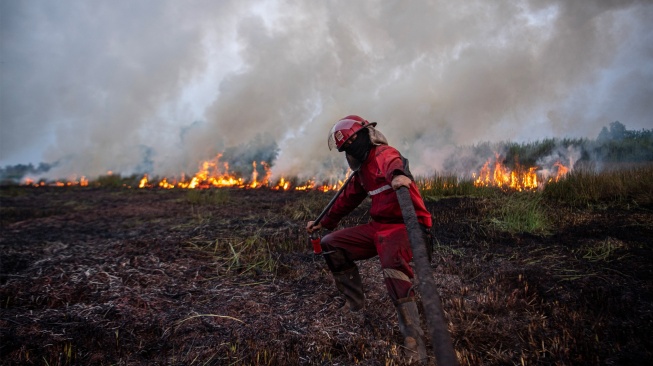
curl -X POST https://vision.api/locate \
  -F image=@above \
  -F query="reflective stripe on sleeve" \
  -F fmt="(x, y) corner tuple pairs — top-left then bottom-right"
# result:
(368, 184), (392, 196)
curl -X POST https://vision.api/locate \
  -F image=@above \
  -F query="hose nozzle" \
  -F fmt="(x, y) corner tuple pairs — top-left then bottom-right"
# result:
(310, 231), (322, 254)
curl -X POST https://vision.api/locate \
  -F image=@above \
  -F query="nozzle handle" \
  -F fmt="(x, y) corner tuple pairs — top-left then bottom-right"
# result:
(310, 232), (322, 254)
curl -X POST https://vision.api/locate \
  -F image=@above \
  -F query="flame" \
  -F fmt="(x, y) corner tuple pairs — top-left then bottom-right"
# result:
(275, 177), (291, 191)
(135, 154), (276, 190)
(20, 153), (348, 192)
(158, 178), (175, 189)
(294, 179), (316, 191)
(552, 161), (569, 182)
(248, 161), (271, 188)
(473, 154), (570, 190)
(174, 154), (245, 189)
(24, 175), (89, 188)
(272, 175), (345, 192)
(139, 175), (149, 188)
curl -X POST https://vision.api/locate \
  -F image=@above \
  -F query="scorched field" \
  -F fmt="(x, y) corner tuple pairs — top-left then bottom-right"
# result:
(1, 179), (652, 365)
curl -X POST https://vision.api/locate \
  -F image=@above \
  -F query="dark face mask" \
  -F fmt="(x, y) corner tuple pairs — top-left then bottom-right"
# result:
(345, 130), (371, 163)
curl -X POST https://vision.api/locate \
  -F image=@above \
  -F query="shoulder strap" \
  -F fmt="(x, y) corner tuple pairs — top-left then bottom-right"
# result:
(400, 154), (415, 181)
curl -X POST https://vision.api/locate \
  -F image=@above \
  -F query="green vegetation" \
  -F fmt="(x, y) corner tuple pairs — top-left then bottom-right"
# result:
(419, 165), (653, 207)
(542, 165), (653, 207)
(486, 193), (551, 234)
(416, 122), (652, 235)
(93, 173), (141, 188)
(185, 188), (230, 205)
(417, 174), (496, 200)
(188, 230), (277, 276)
(575, 237), (627, 263)
(595, 121), (653, 162)
(418, 165), (653, 235)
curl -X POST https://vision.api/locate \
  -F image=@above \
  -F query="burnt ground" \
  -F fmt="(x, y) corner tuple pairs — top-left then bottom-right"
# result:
(0, 186), (651, 365)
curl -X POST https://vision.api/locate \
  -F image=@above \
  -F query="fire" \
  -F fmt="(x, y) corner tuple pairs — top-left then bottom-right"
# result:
(294, 179), (316, 191)
(318, 179), (344, 192)
(171, 154), (245, 189)
(473, 154), (570, 190)
(271, 176), (346, 192)
(19, 151), (570, 192)
(551, 161), (569, 182)
(248, 161), (272, 188)
(158, 178), (175, 189)
(275, 177), (291, 191)
(134, 154), (328, 191)
(23, 176), (88, 187)
(139, 175), (149, 188)
(19, 153), (346, 192)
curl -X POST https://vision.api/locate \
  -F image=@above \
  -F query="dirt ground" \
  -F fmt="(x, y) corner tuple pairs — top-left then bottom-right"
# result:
(1, 186), (652, 365)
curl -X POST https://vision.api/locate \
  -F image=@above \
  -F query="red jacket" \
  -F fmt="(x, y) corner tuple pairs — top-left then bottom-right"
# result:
(320, 145), (433, 230)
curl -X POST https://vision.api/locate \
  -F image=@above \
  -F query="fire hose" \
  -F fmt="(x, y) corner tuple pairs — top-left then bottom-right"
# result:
(396, 186), (457, 366)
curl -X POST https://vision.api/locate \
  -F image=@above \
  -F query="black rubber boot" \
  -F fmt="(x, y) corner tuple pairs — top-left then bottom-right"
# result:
(332, 266), (365, 311)
(396, 298), (428, 364)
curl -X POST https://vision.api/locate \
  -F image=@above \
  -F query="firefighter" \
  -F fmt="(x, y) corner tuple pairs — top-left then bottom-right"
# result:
(306, 115), (432, 363)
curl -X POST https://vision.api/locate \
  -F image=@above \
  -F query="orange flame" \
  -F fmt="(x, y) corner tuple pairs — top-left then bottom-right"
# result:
(272, 175), (345, 192)
(24, 175), (89, 188)
(275, 177), (291, 191)
(21, 153), (348, 192)
(158, 178), (175, 189)
(473, 154), (571, 190)
(139, 175), (149, 188)
(552, 161), (569, 182)
(473, 154), (540, 191)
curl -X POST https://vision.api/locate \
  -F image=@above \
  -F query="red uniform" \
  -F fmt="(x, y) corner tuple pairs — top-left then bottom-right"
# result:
(320, 144), (432, 302)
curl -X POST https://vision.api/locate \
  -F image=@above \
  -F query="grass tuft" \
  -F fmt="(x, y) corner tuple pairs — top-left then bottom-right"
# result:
(189, 228), (278, 276)
(281, 191), (331, 220)
(186, 189), (230, 205)
(576, 237), (626, 262)
(417, 173), (502, 201)
(486, 193), (551, 235)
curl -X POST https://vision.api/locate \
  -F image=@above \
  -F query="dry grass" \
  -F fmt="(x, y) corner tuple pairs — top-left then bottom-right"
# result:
(1, 186), (651, 365)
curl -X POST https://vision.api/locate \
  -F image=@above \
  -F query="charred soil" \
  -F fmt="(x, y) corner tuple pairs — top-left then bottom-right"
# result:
(1, 187), (652, 365)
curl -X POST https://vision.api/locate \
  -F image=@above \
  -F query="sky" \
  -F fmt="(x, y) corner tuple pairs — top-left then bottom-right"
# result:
(1, 0), (652, 180)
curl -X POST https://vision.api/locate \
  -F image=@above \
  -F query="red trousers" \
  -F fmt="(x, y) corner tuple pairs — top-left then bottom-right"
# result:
(321, 221), (414, 302)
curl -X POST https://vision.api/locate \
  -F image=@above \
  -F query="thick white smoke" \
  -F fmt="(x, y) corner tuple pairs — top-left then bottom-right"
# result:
(1, 0), (651, 180)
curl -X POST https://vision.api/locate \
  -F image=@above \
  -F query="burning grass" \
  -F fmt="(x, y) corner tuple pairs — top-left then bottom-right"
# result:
(1, 165), (652, 365)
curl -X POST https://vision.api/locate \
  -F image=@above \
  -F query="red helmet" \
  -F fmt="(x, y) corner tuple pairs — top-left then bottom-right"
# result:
(328, 115), (377, 151)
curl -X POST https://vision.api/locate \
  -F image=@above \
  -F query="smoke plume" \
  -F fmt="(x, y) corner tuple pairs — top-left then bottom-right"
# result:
(1, 0), (651, 180)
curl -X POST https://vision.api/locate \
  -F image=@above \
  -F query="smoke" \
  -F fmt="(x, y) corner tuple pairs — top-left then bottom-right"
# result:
(1, 0), (651, 180)
(536, 144), (582, 180)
